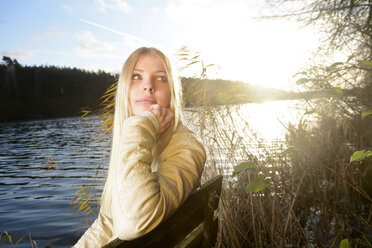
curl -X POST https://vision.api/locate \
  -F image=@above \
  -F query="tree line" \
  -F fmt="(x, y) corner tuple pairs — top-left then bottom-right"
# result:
(0, 56), (298, 122)
(0, 56), (117, 121)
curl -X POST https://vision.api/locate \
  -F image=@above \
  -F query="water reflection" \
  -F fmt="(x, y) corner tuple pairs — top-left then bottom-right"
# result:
(184, 100), (300, 178)
(240, 100), (299, 142)
(0, 116), (110, 248)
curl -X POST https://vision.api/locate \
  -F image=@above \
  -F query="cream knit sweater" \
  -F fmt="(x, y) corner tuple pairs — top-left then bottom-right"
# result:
(73, 112), (206, 247)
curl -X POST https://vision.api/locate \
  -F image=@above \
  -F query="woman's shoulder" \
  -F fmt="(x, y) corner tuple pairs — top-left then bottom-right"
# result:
(173, 123), (197, 139)
(167, 123), (204, 151)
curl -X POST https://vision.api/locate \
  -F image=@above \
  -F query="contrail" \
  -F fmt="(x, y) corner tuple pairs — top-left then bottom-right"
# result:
(79, 18), (159, 48)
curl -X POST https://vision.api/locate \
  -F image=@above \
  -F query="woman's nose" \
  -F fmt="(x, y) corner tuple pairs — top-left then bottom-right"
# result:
(143, 77), (155, 92)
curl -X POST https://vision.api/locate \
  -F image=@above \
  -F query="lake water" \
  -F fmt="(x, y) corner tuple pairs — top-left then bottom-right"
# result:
(0, 100), (300, 247)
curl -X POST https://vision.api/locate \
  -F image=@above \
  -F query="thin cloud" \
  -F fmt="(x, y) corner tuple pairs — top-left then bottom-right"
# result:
(3, 49), (35, 58)
(34, 27), (66, 41)
(0, 18), (7, 24)
(76, 31), (116, 53)
(79, 18), (159, 48)
(61, 4), (72, 13)
(95, 0), (132, 13)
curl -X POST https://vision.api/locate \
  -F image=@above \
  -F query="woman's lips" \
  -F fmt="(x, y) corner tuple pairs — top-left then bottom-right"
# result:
(136, 98), (156, 104)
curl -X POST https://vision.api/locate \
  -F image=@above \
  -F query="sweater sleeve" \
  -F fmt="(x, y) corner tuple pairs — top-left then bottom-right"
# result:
(111, 113), (206, 240)
(73, 211), (113, 248)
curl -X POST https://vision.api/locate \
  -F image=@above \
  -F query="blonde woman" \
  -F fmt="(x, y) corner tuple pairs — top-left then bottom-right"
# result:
(74, 47), (206, 247)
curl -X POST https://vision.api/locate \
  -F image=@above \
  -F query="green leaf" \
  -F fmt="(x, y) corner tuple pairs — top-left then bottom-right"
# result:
(350, 150), (366, 162)
(330, 62), (344, 68)
(330, 87), (343, 100)
(246, 174), (270, 193)
(361, 60), (372, 68)
(340, 239), (351, 248)
(362, 110), (372, 119)
(280, 146), (298, 157)
(365, 151), (372, 158)
(296, 78), (309, 85)
(350, 150), (372, 162)
(232, 162), (257, 176)
(332, 87), (343, 94)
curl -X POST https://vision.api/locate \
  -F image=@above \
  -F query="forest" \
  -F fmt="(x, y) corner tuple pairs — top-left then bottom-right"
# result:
(0, 56), (116, 121)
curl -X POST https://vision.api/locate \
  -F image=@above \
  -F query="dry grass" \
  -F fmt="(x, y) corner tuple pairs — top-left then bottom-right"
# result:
(185, 95), (371, 247)
(181, 99), (371, 247)
(176, 48), (372, 247)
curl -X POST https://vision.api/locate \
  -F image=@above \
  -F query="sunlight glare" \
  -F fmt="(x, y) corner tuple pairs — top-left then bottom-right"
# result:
(166, 0), (320, 89)
(241, 100), (299, 142)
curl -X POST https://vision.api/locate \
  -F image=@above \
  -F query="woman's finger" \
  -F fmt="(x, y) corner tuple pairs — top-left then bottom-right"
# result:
(149, 105), (174, 134)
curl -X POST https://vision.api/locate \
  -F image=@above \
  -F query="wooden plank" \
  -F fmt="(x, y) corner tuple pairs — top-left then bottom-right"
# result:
(202, 191), (218, 248)
(103, 175), (223, 248)
(176, 217), (218, 248)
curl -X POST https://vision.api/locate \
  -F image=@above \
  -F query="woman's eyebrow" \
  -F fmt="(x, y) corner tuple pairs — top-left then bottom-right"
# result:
(133, 69), (166, 73)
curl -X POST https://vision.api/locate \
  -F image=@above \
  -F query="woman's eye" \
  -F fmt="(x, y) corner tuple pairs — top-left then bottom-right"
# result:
(132, 74), (141, 80)
(157, 76), (168, 82)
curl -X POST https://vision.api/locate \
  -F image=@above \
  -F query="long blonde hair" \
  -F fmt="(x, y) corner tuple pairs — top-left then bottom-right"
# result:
(100, 47), (182, 213)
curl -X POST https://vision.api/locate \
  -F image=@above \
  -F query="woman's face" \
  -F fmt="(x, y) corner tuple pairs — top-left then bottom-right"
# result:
(129, 54), (171, 116)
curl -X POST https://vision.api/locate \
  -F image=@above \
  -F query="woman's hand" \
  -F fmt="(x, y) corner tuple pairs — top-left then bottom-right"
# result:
(149, 104), (174, 134)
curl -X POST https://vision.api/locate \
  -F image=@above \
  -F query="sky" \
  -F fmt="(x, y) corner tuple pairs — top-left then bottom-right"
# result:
(0, 0), (321, 89)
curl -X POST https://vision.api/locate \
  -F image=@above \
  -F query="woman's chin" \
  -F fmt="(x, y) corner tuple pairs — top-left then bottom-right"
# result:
(132, 107), (151, 116)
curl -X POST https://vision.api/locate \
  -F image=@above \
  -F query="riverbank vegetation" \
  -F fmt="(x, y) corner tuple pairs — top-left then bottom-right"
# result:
(205, 1), (372, 247)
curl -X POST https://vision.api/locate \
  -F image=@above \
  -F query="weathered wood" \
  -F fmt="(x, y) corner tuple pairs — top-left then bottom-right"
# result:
(202, 191), (218, 248)
(103, 175), (223, 248)
(175, 217), (218, 248)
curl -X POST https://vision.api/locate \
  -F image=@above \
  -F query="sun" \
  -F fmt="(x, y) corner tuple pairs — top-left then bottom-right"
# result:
(166, 2), (320, 89)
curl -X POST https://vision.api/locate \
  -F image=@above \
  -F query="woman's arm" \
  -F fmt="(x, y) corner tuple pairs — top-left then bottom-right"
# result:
(111, 113), (205, 240)
(73, 212), (113, 248)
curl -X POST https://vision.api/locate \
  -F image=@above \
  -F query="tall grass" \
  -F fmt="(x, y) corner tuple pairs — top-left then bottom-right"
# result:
(189, 102), (372, 247)
(177, 48), (372, 247)
(0, 231), (38, 248)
